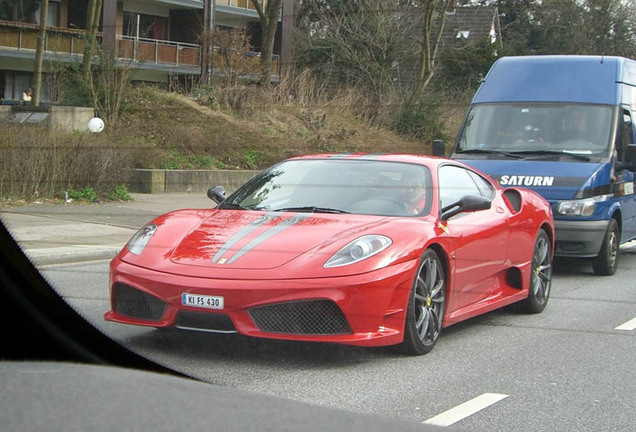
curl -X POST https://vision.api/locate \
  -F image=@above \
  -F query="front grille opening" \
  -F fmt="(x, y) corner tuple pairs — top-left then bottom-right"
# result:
(175, 310), (236, 333)
(249, 299), (352, 335)
(112, 283), (167, 322)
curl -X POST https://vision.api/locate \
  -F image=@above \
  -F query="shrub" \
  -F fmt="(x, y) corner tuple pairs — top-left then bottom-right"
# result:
(394, 99), (447, 141)
(192, 85), (218, 108)
(0, 123), (132, 201)
(67, 186), (98, 202)
(108, 184), (132, 201)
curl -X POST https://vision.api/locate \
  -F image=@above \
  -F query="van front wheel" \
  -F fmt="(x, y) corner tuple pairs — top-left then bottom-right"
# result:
(592, 218), (619, 276)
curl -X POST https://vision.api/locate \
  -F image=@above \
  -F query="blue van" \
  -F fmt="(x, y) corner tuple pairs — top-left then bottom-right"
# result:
(443, 55), (636, 275)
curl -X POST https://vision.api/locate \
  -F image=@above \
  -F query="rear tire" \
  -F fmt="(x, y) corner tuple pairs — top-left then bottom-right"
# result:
(592, 218), (619, 276)
(520, 229), (552, 314)
(399, 249), (445, 355)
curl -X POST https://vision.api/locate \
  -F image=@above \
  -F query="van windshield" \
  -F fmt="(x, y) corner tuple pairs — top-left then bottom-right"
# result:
(456, 103), (614, 161)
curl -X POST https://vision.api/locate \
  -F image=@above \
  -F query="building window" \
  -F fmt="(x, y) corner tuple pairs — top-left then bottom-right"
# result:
(124, 12), (167, 40)
(35, 0), (60, 27)
(0, 0), (50, 23)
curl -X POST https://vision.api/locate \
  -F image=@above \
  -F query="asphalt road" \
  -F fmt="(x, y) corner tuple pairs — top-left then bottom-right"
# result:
(40, 255), (636, 432)
(2, 194), (635, 431)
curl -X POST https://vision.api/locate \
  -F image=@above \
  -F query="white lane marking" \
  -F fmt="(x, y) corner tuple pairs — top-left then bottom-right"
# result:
(423, 393), (509, 427)
(615, 317), (636, 331)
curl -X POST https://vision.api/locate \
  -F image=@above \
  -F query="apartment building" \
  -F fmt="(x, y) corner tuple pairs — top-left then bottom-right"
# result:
(0, 0), (290, 102)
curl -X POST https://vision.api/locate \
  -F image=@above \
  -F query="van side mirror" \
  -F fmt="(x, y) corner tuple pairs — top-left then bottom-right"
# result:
(441, 195), (491, 220)
(207, 186), (226, 204)
(432, 140), (445, 157)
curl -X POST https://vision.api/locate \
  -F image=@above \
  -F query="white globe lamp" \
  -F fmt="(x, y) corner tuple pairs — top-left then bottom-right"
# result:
(88, 117), (105, 133)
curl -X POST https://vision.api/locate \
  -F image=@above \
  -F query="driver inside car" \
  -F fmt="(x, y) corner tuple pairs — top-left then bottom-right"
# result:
(402, 179), (427, 215)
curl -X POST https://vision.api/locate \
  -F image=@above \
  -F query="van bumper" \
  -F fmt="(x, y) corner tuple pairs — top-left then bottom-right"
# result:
(554, 219), (609, 258)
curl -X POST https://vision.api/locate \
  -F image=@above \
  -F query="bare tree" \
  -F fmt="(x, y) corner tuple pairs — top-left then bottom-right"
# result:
(89, 55), (133, 127)
(250, 0), (283, 86)
(82, 0), (103, 80)
(208, 28), (257, 85)
(294, 1), (411, 97)
(294, 1), (456, 99)
(407, 0), (454, 106)
(31, 0), (49, 106)
(498, 0), (636, 58)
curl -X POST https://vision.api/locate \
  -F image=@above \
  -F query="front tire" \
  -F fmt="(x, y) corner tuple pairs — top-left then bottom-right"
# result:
(592, 218), (619, 276)
(520, 229), (552, 314)
(399, 249), (446, 355)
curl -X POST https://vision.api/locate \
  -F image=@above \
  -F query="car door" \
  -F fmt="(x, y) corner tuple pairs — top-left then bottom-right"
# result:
(617, 109), (636, 242)
(438, 165), (511, 312)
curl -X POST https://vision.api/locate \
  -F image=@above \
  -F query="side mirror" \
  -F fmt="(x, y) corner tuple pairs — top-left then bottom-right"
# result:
(207, 186), (226, 204)
(441, 195), (491, 220)
(432, 139), (445, 157)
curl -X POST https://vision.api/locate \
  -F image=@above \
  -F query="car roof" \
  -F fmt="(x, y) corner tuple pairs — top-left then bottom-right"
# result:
(288, 153), (454, 169)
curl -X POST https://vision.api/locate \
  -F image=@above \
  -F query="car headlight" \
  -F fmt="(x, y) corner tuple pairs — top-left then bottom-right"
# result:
(557, 195), (610, 217)
(127, 224), (157, 255)
(324, 235), (392, 268)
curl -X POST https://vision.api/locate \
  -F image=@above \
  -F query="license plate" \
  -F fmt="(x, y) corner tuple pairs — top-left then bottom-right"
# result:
(182, 293), (224, 310)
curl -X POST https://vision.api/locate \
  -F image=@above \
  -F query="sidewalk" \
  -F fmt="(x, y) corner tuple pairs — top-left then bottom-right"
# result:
(0, 193), (214, 266)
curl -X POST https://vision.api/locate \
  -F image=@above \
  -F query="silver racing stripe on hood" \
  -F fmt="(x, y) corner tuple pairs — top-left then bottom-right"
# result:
(211, 212), (281, 263)
(222, 213), (312, 264)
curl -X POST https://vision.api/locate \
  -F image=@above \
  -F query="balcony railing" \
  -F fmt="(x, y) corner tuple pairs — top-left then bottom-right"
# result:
(1, 21), (278, 77)
(0, 21), (200, 69)
(0, 20), (86, 56)
(116, 36), (200, 67)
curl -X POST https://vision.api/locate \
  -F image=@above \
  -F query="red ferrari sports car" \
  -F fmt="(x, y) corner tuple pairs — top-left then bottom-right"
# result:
(105, 154), (554, 355)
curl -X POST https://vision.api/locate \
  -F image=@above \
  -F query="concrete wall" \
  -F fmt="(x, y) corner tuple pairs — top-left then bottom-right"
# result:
(0, 105), (95, 131)
(0, 106), (12, 119)
(48, 106), (95, 132)
(129, 169), (260, 194)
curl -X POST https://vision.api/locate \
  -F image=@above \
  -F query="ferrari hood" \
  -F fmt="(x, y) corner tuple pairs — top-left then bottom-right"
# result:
(168, 210), (391, 270)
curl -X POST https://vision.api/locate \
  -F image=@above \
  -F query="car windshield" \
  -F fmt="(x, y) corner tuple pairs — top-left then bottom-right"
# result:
(456, 103), (614, 161)
(221, 159), (432, 217)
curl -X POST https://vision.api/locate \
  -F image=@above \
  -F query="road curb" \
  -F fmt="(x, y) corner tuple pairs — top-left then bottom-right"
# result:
(26, 245), (123, 266)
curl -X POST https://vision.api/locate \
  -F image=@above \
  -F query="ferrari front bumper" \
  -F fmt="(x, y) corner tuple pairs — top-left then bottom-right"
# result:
(104, 257), (417, 347)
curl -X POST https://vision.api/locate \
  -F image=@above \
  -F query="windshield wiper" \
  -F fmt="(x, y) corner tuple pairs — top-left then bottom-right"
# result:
(508, 150), (591, 161)
(273, 206), (350, 214)
(456, 149), (524, 159)
(218, 202), (250, 210)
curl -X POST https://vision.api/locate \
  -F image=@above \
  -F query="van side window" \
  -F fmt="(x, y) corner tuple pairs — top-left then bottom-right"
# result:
(619, 110), (633, 161)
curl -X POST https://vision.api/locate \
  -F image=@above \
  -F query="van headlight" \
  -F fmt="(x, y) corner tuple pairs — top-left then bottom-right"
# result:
(557, 195), (610, 217)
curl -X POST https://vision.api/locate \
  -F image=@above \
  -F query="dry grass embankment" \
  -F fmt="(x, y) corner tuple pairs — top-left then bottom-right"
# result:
(115, 86), (453, 170)
(1, 85), (467, 202)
